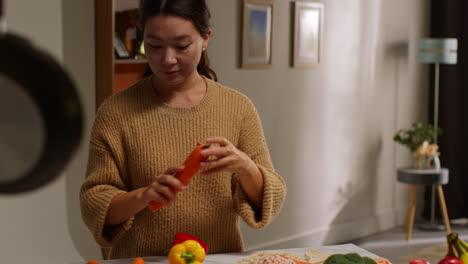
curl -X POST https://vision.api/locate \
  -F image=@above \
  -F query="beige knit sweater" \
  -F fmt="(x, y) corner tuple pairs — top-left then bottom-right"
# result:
(80, 76), (286, 259)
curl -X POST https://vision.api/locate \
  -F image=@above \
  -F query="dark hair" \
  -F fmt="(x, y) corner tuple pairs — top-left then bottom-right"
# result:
(140, 0), (217, 81)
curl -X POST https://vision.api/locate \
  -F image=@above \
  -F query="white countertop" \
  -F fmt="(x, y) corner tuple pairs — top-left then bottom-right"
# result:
(68, 243), (384, 264)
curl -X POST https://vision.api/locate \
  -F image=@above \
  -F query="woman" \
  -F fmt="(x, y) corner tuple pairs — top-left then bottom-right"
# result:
(80, 0), (286, 259)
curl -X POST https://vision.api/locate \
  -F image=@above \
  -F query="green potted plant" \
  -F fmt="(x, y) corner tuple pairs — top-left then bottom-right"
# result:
(393, 122), (442, 169)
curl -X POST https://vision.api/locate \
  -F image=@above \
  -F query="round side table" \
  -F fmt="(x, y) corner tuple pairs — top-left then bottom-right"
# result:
(397, 168), (451, 240)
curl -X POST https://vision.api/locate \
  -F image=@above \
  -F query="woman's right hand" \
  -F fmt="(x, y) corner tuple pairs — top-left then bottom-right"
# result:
(105, 166), (187, 225)
(140, 165), (186, 206)
(105, 165), (186, 225)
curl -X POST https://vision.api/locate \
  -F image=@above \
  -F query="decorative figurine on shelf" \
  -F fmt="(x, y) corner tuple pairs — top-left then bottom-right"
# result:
(393, 122), (442, 169)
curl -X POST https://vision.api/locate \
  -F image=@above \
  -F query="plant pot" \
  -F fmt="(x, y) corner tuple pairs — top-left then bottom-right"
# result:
(413, 153), (441, 169)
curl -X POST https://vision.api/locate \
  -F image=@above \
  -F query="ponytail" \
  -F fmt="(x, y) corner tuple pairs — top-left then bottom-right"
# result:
(197, 50), (217, 82)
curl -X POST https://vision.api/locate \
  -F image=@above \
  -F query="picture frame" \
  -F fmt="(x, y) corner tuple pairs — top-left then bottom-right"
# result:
(114, 33), (131, 59)
(292, 1), (324, 68)
(241, 0), (274, 69)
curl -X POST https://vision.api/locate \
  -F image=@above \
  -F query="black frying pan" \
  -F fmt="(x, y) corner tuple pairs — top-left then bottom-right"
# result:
(0, 0), (83, 194)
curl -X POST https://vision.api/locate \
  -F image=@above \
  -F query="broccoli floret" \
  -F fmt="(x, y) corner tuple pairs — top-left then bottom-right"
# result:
(324, 254), (356, 264)
(344, 253), (363, 263)
(324, 254), (348, 264)
(362, 257), (378, 264)
(324, 253), (378, 264)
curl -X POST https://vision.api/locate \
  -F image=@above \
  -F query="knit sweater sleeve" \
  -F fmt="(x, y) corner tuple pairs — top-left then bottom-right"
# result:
(233, 97), (287, 229)
(80, 104), (134, 247)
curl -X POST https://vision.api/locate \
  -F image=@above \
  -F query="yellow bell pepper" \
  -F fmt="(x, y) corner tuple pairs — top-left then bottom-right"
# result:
(168, 239), (206, 264)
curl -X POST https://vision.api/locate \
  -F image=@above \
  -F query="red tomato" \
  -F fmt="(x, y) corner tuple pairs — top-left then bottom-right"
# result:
(410, 259), (430, 264)
(438, 257), (463, 264)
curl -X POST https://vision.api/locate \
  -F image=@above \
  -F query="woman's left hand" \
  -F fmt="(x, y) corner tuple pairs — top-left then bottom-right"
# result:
(201, 136), (264, 208)
(200, 136), (258, 178)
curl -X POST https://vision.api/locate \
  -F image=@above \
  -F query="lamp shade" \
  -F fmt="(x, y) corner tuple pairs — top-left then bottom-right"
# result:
(419, 38), (458, 64)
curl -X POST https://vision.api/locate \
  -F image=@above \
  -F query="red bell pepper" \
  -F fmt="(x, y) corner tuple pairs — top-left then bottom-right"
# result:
(171, 232), (209, 254)
(149, 144), (209, 211)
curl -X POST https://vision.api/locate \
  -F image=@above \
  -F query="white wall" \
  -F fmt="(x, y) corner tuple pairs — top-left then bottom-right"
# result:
(0, 0), (429, 263)
(206, 0), (430, 250)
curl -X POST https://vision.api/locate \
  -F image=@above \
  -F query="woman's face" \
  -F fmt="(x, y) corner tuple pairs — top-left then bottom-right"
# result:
(143, 15), (210, 86)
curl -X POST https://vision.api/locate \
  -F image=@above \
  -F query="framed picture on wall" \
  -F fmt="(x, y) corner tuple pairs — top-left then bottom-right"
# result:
(241, 0), (274, 69)
(292, 1), (324, 68)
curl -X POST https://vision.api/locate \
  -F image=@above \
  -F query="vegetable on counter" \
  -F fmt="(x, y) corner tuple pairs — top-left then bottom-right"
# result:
(409, 259), (430, 264)
(149, 144), (209, 211)
(168, 232), (208, 264)
(445, 233), (468, 264)
(132, 257), (145, 264)
(86, 261), (102, 264)
(439, 257), (463, 264)
(324, 253), (378, 264)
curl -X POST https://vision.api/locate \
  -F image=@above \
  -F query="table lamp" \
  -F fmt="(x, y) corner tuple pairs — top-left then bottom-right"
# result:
(416, 38), (457, 231)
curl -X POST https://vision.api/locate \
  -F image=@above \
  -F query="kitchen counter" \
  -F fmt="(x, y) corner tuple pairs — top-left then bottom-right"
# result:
(68, 243), (386, 264)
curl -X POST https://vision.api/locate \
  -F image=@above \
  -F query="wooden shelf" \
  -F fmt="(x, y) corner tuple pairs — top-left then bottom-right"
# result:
(115, 58), (148, 64)
(114, 63), (147, 93)
(95, 0), (144, 110)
